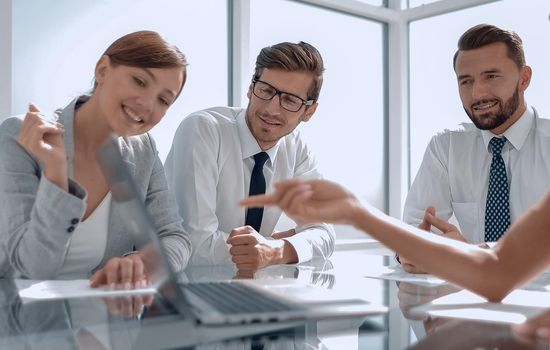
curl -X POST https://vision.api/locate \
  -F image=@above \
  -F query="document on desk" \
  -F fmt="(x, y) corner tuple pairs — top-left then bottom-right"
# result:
(16, 279), (157, 302)
(410, 289), (550, 324)
(362, 266), (446, 285)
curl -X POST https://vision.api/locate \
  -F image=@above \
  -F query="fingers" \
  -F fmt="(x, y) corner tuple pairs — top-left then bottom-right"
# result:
(239, 193), (278, 208)
(229, 245), (249, 256)
(28, 103), (40, 113)
(227, 233), (256, 246)
(105, 259), (122, 288)
(89, 255), (147, 289)
(424, 212), (458, 233)
(418, 206), (435, 231)
(227, 226), (257, 245)
(133, 258), (146, 288)
(89, 270), (106, 288)
(232, 254), (255, 265)
(18, 105), (65, 162)
(227, 226), (253, 240)
(238, 179), (308, 208)
(278, 183), (312, 211)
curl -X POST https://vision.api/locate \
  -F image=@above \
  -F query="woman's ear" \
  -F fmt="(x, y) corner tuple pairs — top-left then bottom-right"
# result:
(94, 55), (111, 85)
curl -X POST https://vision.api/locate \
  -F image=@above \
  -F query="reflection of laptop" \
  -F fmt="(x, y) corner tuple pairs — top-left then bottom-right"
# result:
(97, 136), (386, 325)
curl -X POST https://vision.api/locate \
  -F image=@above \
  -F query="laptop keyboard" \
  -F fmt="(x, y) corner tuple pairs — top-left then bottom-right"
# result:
(183, 282), (295, 315)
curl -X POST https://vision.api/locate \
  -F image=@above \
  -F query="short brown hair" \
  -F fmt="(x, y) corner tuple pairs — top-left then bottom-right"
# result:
(453, 24), (525, 70)
(95, 31), (188, 97)
(253, 41), (325, 101)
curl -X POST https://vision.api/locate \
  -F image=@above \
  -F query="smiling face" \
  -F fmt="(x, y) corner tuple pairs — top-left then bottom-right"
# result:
(94, 56), (185, 137)
(455, 42), (531, 135)
(245, 68), (318, 150)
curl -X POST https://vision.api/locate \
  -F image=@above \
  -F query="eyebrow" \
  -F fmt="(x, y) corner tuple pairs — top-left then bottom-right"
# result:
(458, 69), (502, 81)
(261, 80), (308, 100)
(142, 68), (177, 98)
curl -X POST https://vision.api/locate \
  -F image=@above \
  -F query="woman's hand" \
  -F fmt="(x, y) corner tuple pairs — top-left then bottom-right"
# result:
(90, 253), (148, 290)
(18, 103), (67, 190)
(239, 179), (363, 227)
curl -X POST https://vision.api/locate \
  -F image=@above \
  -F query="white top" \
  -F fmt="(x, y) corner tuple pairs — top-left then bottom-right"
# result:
(404, 106), (550, 243)
(58, 193), (111, 278)
(165, 107), (335, 265)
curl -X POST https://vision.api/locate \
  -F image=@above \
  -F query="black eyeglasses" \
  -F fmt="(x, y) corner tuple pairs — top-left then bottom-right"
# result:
(252, 79), (314, 112)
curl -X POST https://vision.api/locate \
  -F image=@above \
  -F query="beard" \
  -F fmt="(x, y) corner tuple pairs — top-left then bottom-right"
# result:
(464, 86), (520, 131)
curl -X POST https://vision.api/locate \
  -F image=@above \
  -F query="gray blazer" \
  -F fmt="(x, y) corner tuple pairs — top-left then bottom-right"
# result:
(0, 96), (191, 278)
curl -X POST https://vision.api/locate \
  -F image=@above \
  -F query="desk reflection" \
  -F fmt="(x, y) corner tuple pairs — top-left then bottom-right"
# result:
(0, 280), (149, 349)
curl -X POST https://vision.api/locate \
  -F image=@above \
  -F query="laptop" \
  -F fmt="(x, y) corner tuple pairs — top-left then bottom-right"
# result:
(97, 136), (387, 325)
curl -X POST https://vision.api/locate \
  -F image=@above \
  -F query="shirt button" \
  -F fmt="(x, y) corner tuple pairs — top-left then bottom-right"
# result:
(67, 226), (75, 233)
(71, 218), (80, 225)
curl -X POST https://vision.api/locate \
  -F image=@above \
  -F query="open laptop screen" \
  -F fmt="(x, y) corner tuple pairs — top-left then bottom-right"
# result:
(97, 136), (192, 319)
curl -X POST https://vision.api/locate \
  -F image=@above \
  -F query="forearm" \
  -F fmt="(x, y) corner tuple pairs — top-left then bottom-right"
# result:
(4, 176), (86, 278)
(42, 165), (68, 192)
(353, 206), (507, 301)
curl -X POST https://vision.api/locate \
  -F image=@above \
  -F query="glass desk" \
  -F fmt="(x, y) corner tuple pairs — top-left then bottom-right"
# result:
(0, 249), (548, 349)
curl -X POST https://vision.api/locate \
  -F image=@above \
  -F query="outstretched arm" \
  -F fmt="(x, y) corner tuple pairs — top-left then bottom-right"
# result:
(240, 179), (550, 301)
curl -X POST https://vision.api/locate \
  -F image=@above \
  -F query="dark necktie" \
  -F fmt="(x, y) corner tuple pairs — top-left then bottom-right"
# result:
(245, 152), (269, 232)
(484, 137), (510, 242)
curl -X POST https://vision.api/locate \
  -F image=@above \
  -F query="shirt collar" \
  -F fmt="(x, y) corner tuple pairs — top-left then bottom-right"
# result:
(481, 105), (534, 152)
(236, 109), (279, 164)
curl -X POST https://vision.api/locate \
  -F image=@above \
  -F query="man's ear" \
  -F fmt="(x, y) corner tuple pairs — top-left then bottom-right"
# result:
(247, 83), (253, 100)
(94, 55), (111, 85)
(301, 102), (318, 122)
(519, 65), (532, 91)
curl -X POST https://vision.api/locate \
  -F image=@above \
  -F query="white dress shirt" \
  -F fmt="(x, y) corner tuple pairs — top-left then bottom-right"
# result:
(165, 107), (335, 265)
(404, 106), (550, 243)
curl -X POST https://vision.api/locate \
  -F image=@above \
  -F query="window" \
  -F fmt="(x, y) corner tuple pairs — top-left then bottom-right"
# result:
(409, 0), (550, 181)
(249, 0), (386, 237)
(12, 0), (228, 161)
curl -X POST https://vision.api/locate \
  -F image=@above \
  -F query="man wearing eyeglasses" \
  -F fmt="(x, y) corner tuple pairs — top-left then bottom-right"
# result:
(165, 41), (335, 272)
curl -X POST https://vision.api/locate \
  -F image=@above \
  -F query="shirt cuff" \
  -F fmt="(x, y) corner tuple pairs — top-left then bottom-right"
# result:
(282, 235), (312, 263)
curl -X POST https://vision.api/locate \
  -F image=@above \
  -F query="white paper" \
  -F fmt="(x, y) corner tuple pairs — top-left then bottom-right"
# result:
(363, 266), (446, 285)
(410, 289), (550, 324)
(16, 279), (157, 302)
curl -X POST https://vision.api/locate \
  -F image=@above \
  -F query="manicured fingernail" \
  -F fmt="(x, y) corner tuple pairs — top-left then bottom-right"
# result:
(124, 282), (132, 290)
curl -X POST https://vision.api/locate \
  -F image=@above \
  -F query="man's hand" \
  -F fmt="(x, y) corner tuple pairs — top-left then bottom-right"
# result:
(513, 309), (550, 344)
(90, 253), (148, 289)
(401, 207), (468, 274)
(400, 207), (435, 274)
(227, 226), (298, 273)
